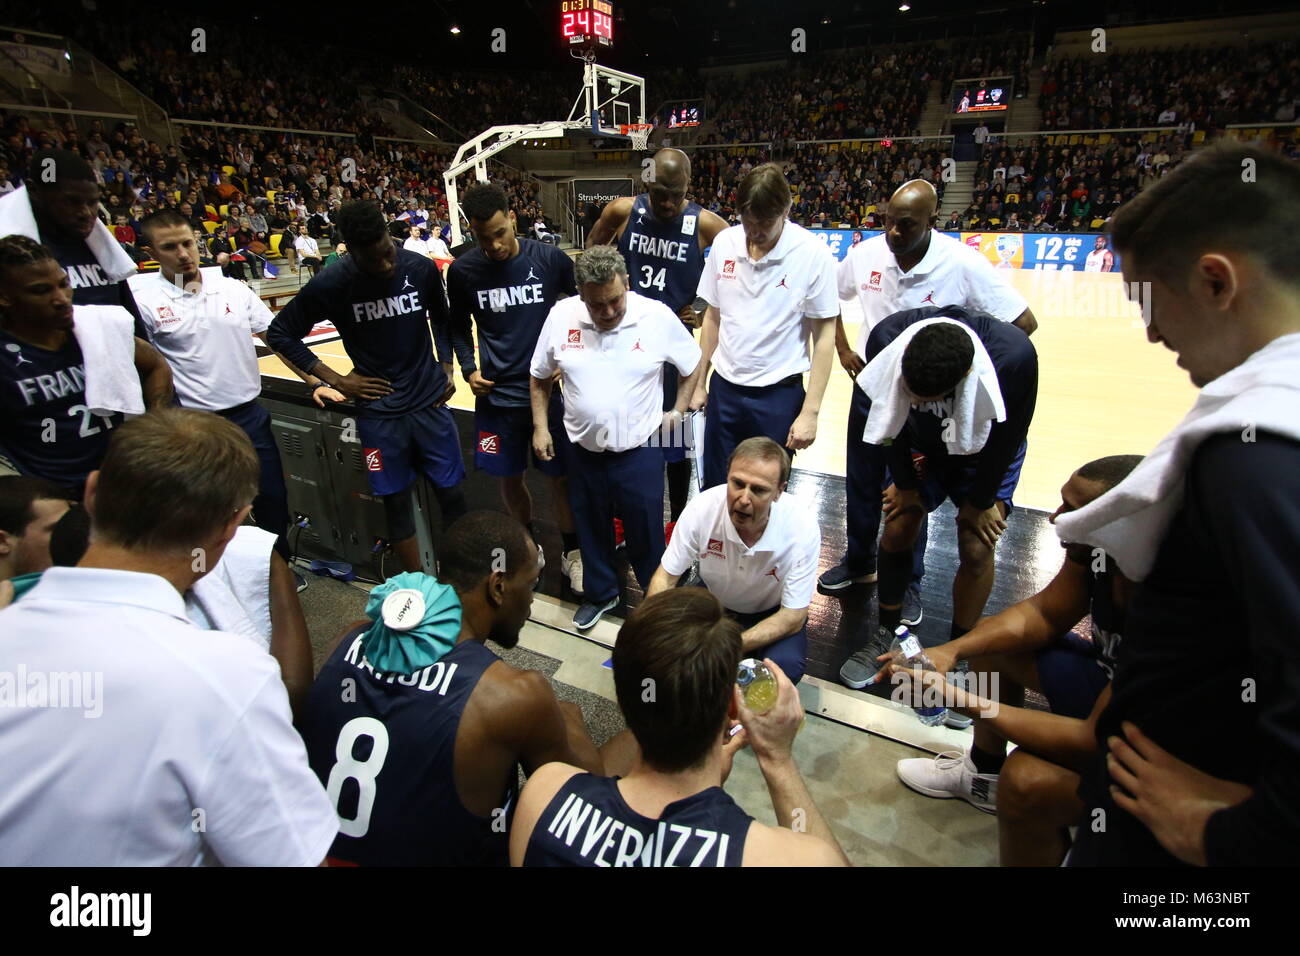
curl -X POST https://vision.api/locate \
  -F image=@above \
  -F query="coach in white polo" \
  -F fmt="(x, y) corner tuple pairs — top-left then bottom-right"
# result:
(648, 436), (819, 683)
(819, 180), (1038, 621)
(530, 245), (700, 631)
(0, 409), (337, 865)
(691, 162), (841, 489)
(130, 208), (342, 576)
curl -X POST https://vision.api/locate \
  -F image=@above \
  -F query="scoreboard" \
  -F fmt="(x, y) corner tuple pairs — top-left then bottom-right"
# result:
(560, 0), (614, 50)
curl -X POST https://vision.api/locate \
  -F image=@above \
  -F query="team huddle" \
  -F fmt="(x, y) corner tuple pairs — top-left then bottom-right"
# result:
(0, 142), (1297, 867)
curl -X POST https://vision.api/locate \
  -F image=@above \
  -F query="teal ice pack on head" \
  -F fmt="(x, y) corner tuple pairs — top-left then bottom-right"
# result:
(361, 572), (462, 675)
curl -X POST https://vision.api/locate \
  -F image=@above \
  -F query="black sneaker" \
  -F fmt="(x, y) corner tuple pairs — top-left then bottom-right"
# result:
(839, 626), (894, 689)
(818, 562), (878, 591)
(901, 586), (923, 627)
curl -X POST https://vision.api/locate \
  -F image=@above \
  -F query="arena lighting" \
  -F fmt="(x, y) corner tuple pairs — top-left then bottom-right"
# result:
(449, 24), (461, 35)
(899, 3), (911, 10)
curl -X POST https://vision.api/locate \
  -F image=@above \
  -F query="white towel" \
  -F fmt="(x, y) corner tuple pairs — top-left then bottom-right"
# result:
(187, 526), (277, 651)
(0, 185), (138, 283)
(856, 317), (1006, 455)
(70, 304), (145, 416)
(1055, 332), (1300, 582)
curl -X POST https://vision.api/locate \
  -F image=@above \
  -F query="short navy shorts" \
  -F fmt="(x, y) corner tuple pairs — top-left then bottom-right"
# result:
(473, 390), (568, 478)
(915, 439), (1028, 515)
(1035, 632), (1111, 720)
(357, 405), (466, 496)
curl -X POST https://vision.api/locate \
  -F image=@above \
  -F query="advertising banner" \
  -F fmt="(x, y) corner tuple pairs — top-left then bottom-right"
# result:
(804, 229), (1120, 272)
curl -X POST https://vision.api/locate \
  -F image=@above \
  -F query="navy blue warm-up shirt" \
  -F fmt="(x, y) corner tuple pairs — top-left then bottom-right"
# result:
(266, 247), (452, 417)
(446, 238), (576, 408)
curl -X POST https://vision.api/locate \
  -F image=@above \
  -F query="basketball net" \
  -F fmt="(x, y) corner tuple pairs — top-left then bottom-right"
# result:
(622, 124), (652, 151)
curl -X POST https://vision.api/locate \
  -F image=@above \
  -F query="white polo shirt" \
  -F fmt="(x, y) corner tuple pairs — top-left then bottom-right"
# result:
(660, 484), (820, 614)
(128, 267), (274, 410)
(0, 567), (338, 866)
(697, 220), (840, 387)
(838, 231), (1028, 357)
(403, 236), (430, 256)
(530, 291), (701, 453)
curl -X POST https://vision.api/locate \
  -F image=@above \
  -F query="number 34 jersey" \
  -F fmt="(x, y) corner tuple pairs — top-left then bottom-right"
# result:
(0, 309), (128, 491)
(304, 628), (518, 867)
(617, 195), (706, 314)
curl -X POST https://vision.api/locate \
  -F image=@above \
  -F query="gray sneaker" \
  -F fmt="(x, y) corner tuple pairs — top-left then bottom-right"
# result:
(839, 626), (894, 689)
(901, 586), (923, 627)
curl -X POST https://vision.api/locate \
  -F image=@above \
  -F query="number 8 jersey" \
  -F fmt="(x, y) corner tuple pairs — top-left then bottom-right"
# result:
(304, 626), (518, 866)
(0, 308), (127, 493)
(616, 195), (706, 314)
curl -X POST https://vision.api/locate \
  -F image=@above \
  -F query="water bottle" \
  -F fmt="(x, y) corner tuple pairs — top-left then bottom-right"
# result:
(887, 625), (949, 727)
(736, 658), (778, 714)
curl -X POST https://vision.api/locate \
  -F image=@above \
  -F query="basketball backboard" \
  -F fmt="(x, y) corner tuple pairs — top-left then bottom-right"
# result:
(567, 61), (646, 138)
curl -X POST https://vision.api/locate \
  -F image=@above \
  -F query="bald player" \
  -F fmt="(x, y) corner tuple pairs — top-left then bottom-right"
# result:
(588, 149), (728, 524)
(822, 180), (1037, 634)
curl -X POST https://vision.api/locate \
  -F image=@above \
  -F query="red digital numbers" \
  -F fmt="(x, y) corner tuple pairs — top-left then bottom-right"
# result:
(562, 1), (613, 44)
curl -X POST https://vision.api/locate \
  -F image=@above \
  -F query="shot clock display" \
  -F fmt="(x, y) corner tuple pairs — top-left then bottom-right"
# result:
(561, 0), (614, 49)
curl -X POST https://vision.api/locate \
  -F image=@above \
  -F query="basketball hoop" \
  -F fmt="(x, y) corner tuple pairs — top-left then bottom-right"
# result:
(621, 123), (653, 150)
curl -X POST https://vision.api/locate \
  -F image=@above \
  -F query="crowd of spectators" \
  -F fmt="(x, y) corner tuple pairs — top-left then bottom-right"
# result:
(704, 44), (934, 145)
(0, 108), (543, 278)
(959, 132), (1195, 232)
(2, 5), (1296, 253)
(1039, 40), (1299, 131)
(682, 141), (949, 228)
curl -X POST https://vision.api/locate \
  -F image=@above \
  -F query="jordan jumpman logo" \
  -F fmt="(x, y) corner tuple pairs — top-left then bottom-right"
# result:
(921, 291), (936, 305)
(402, 275), (414, 290)
(776, 275), (789, 289)
(526, 267), (539, 281)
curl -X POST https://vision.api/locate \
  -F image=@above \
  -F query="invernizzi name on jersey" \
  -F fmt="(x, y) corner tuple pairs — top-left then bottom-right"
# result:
(344, 633), (458, 693)
(546, 791), (734, 867)
(50, 886), (150, 936)
(351, 291), (422, 323)
(0, 665), (102, 718)
(626, 232), (691, 263)
(14, 363), (86, 407)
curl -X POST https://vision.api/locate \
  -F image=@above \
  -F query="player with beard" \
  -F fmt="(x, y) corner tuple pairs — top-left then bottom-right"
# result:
(588, 149), (728, 525)
(304, 511), (612, 866)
